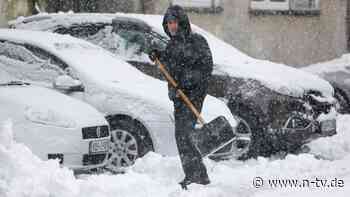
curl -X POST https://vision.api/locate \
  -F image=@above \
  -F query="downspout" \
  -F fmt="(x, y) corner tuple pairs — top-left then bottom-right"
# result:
(347, 0), (350, 51)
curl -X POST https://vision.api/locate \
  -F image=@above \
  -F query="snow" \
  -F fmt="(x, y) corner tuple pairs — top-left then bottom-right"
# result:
(10, 13), (334, 99)
(2, 114), (350, 197)
(54, 75), (82, 87)
(0, 120), (79, 197)
(0, 80), (107, 128)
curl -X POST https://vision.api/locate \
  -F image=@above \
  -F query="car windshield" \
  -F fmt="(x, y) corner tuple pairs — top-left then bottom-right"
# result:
(0, 81), (30, 86)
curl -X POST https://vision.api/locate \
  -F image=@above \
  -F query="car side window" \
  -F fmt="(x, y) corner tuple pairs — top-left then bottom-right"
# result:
(146, 31), (168, 52)
(0, 41), (38, 63)
(23, 44), (81, 80)
(113, 28), (168, 57)
(0, 41), (65, 84)
(54, 23), (109, 38)
(24, 44), (69, 70)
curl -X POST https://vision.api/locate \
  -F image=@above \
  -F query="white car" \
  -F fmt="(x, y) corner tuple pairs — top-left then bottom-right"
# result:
(0, 69), (110, 170)
(0, 29), (238, 169)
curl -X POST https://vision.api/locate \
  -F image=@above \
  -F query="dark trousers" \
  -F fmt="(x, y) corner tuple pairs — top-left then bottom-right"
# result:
(173, 94), (209, 181)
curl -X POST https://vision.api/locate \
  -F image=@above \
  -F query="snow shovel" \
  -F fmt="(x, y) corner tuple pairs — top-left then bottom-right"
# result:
(154, 58), (236, 158)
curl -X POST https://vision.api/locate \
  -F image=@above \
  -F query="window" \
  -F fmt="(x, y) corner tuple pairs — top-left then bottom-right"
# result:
(250, 0), (320, 15)
(290, 0), (320, 11)
(0, 41), (39, 64)
(250, 0), (289, 11)
(113, 27), (168, 59)
(24, 44), (69, 71)
(0, 41), (66, 84)
(116, 29), (148, 56)
(54, 23), (109, 38)
(169, 0), (223, 13)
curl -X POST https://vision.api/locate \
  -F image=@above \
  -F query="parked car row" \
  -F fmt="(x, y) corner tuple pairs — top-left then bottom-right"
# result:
(9, 13), (338, 158)
(0, 12), (340, 171)
(0, 29), (238, 172)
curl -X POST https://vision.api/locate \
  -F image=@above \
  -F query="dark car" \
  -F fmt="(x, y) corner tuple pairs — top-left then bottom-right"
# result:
(10, 13), (338, 159)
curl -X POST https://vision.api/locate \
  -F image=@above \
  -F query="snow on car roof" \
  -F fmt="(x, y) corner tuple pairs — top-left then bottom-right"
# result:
(9, 13), (116, 30)
(10, 13), (334, 98)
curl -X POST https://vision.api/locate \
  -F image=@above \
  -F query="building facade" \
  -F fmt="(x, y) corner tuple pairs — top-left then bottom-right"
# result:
(150, 0), (348, 67)
(1, 0), (348, 67)
(0, 0), (34, 27)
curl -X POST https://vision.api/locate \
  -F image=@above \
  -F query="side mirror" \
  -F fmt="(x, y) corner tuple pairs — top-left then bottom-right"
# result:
(53, 75), (84, 92)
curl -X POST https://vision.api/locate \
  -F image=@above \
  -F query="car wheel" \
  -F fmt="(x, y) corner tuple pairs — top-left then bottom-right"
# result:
(106, 117), (154, 170)
(334, 87), (350, 114)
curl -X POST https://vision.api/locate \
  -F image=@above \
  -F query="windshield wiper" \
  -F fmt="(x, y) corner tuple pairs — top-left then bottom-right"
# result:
(0, 81), (31, 86)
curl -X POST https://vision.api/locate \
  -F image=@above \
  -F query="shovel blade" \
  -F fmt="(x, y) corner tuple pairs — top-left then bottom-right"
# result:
(192, 116), (235, 157)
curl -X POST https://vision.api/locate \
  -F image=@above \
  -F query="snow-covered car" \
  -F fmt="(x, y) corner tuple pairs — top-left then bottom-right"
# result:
(303, 54), (350, 114)
(0, 69), (110, 171)
(0, 29), (239, 169)
(10, 13), (338, 158)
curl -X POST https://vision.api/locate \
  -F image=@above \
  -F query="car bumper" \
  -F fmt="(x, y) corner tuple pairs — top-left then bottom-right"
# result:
(49, 136), (111, 171)
(280, 118), (337, 147)
(61, 152), (109, 170)
(15, 121), (110, 171)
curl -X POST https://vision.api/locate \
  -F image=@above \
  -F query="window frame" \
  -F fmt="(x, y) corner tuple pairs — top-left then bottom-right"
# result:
(249, 0), (321, 16)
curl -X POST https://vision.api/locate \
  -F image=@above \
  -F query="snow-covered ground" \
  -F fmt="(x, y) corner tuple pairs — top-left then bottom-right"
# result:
(1, 115), (350, 197)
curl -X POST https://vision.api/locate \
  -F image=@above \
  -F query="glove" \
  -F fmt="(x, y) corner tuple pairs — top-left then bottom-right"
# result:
(148, 49), (161, 62)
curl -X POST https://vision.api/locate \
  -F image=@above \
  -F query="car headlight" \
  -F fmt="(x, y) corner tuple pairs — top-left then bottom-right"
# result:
(24, 106), (76, 128)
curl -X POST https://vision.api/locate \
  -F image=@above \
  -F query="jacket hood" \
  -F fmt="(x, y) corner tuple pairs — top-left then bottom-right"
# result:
(162, 5), (191, 38)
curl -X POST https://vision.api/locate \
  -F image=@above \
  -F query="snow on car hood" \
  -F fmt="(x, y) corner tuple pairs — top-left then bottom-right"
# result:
(10, 13), (334, 98)
(114, 13), (334, 99)
(303, 54), (350, 76)
(0, 83), (107, 128)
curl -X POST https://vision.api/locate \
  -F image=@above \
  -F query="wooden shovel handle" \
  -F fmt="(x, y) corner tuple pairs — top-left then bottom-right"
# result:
(155, 58), (206, 125)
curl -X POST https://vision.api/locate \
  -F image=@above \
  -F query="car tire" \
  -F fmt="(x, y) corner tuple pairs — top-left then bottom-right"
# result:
(106, 116), (154, 169)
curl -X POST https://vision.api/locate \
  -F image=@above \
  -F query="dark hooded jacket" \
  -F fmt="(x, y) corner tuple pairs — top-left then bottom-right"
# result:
(160, 5), (213, 101)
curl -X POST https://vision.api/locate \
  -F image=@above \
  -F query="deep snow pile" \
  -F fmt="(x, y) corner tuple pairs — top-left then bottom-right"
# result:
(1, 116), (350, 197)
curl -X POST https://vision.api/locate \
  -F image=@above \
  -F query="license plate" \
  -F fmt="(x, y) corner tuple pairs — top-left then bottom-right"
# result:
(321, 119), (336, 134)
(89, 140), (109, 153)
